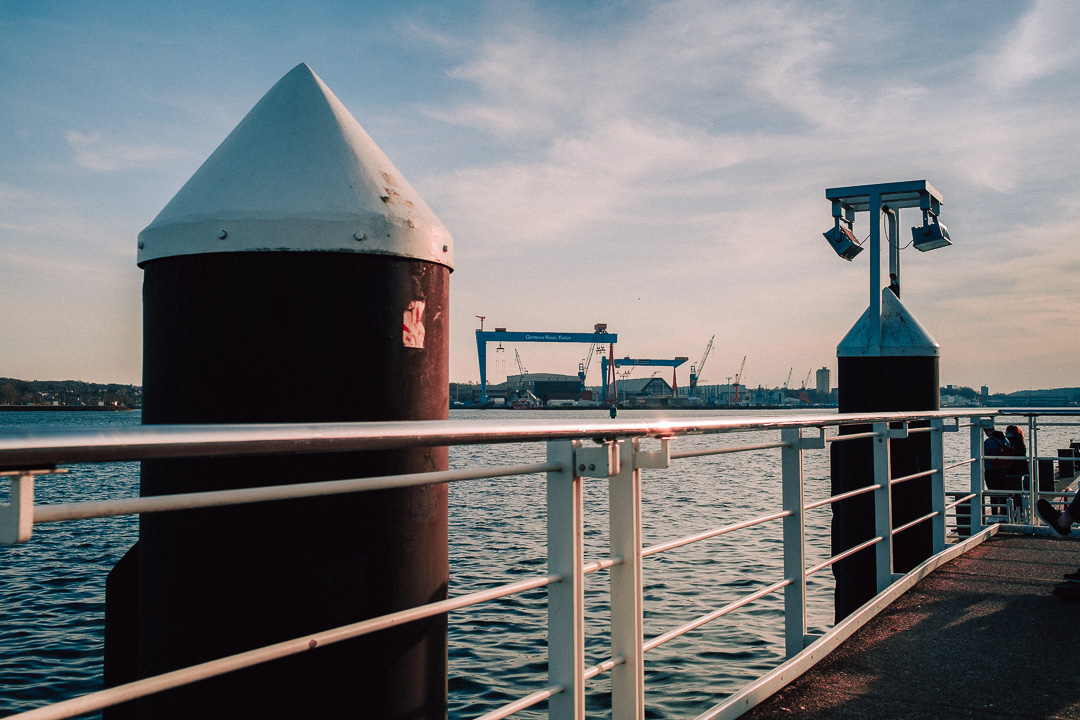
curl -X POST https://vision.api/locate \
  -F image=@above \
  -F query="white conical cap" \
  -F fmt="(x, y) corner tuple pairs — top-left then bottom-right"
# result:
(837, 288), (940, 357)
(138, 63), (453, 269)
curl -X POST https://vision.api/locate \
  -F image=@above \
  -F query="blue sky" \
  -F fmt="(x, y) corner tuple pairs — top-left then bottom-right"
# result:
(1, 0), (1078, 393)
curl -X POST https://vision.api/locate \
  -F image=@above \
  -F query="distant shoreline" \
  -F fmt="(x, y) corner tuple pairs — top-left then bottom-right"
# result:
(0, 405), (135, 412)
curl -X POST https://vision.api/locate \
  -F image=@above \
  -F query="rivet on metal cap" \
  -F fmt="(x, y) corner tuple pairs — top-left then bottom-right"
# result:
(442, 245), (448, 252)
(354, 232), (366, 241)
(217, 230), (228, 240)
(138, 240), (145, 250)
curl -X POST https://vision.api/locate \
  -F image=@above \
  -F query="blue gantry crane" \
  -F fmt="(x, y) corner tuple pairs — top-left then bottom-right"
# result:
(475, 323), (614, 405)
(599, 355), (690, 399)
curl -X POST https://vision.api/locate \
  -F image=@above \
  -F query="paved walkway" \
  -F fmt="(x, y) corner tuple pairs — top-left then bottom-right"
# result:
(742, 534), (1080, 719)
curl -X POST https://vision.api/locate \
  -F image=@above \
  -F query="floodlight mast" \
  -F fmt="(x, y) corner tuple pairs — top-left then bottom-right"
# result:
(824, 180), (945, 351)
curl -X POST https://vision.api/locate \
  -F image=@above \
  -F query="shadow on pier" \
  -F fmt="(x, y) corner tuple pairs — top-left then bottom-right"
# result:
(744, 534), (1080, 719)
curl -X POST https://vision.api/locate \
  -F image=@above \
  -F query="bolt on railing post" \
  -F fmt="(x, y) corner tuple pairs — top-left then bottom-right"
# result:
(872, 422), (893, 592)
(609, 439), (643, 720)
(929, 419), (945, 554)
(970, 418), (986, 534)
(780, 427), (806, 658)
(547, 439), (585, 720)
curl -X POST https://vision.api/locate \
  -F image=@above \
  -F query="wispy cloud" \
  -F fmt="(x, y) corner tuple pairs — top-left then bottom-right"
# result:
(982, 0), (1080, 90)
(64, 130), (186, 172)
(419, 0), (1080, 388)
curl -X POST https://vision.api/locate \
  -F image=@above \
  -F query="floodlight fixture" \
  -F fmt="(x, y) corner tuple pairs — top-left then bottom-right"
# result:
(911, 206), (951, 252)
(824, 217), (863, 261)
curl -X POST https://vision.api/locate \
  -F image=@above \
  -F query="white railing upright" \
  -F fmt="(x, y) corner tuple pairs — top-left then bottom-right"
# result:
(609, 439), (645, 720)
(872, 422), (894, 591)
(546, 439), (586, 720)
(930, 420), (947, 555)
(780, 427), (807, 658)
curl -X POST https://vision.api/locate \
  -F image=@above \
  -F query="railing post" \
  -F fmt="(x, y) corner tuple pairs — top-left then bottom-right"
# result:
(970, 418), (986, 534)
(1028, 414), (1039, 521)
(609, 439), (644, 720)
(547, 439), (585, 720)
(929, 419), (946, 553)
(781, 428), (807, 658)
(0, 471), (35, 545)
(872, 422), (893, 591)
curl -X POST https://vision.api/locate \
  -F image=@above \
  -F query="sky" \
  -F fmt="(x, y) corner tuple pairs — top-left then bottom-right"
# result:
(1, 0), (1078, 394)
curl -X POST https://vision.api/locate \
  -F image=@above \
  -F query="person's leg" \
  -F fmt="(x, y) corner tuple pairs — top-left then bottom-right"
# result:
(1037, 495), (1074, 536)
(1067, 492), (1080, 522)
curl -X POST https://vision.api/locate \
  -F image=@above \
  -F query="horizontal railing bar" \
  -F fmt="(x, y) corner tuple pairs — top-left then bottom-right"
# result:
(584, 654), (625, 681)
(996, 417), (1080, 424)
(944, 458), (975, 471)
(803, 484), (883, 511)
(670, 441), (789, 460)
(906, 426), (933, 435)
(641, 511), (790, 558)
(0, 410), (993, 468)
(945, 493), (976, 511)
(32, 463), (559, 524)
(826, 431), (879, 443)
(804, 536), (883, 578)
(890, 469), (937, 486)
(892, 511), (938, 536)
(3, 573), (560, 720)
(584, 556), (620, 575)
(0, 468), (67, 477)
(1037, 491), (1076, 498)
(643, 580), (790, 653)
(474, 685), (564, 720)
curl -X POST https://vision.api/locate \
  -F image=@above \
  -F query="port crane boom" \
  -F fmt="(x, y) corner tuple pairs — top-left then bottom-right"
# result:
(689, 335), (715, 395)
(578, 340), (599, 391)
(732, 356), (746, 404)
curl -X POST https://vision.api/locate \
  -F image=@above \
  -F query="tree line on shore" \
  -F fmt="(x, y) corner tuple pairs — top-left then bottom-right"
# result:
(1, 377), (1076, 410)
(0, 378), (142, 408)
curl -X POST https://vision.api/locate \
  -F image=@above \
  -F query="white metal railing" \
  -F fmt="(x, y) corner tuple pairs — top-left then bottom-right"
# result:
(966, 410), (1080, 530)
(1, 409), (1078, 719)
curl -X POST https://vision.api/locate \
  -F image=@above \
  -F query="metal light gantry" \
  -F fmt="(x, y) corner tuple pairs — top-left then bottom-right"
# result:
(824, 180), (947, 352)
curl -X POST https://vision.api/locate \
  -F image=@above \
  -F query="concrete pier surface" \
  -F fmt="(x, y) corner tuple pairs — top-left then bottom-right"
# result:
(743, 534), (1080, 719)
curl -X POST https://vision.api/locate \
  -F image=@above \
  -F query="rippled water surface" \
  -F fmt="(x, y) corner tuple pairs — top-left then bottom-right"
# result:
(1, 408), (1054, 718)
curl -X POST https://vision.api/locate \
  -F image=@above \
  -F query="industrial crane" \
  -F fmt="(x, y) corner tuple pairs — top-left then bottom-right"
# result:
(689, 335), (715, 395)
(514, 349), (527, 376)
(578, 340), (598, 392)
(732, 356), (746, 404)
(799, 369), (812, 404)
(783, 367), (793, 390)
(475, 324), (614, 405)
(600, 356), (689, 397)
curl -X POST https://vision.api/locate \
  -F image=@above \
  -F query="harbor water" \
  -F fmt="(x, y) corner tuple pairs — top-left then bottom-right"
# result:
(0, 408), (1017, 718)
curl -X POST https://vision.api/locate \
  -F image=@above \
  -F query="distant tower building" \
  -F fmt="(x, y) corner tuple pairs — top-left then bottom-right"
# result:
(816, 367), (831, 395)
(981, 385), (989, 401)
